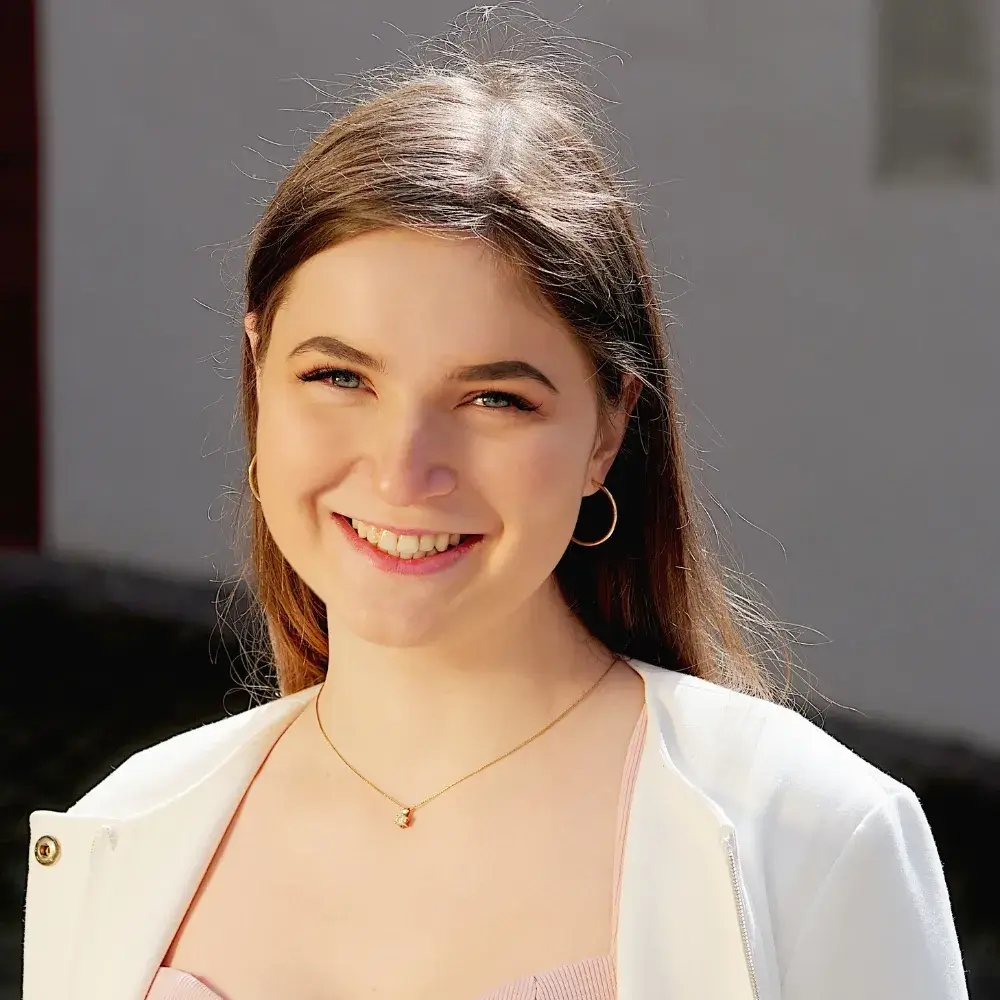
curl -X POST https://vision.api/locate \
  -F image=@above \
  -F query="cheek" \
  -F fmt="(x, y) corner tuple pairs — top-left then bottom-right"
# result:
(255, 388), (344, 501)
(482, 421), (593, 544)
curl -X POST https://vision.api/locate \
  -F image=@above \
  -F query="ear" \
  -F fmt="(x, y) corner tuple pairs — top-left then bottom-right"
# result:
(244, 313), (261, 395)
(585, 375), (641, 494)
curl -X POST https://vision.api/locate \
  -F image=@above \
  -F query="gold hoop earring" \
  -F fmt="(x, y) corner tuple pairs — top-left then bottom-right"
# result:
(571, 482), (617, 547)
(248, 455), (261, 502)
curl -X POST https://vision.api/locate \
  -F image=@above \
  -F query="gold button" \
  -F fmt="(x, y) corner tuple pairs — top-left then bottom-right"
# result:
(34, 835), (60, 866)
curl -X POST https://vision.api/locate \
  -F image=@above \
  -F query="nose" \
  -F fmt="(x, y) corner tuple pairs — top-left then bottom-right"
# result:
(370, 407), (457, 508)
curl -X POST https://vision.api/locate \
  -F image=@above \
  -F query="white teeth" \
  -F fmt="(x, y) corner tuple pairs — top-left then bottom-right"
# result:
(395, 534), (420, 555)
(346, 516), (468, 558)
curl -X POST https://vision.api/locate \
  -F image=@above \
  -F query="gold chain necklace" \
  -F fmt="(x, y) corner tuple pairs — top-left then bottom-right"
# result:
(314, 657), (620, 828)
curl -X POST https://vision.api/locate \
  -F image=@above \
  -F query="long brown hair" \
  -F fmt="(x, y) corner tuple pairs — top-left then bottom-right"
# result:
(230, 14), (797, 704)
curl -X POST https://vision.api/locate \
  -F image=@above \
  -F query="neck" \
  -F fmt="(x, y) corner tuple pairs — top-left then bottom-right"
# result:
(311, 579), (621, 804)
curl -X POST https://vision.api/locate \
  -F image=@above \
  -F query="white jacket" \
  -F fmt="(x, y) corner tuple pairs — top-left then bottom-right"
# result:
(22, 659), (969, 1000)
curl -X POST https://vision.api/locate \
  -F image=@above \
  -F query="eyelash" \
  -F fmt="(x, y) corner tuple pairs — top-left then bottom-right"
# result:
(297, 366), (541, 413)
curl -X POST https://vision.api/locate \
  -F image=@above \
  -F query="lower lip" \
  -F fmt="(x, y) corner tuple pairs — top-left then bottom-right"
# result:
(331, 513), (484, 576)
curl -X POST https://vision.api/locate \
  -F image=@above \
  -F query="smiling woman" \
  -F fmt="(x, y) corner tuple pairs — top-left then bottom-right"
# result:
(21, 9), (968, 1000)
(235, 102), (786, 701)
(243, 226), (639, 653)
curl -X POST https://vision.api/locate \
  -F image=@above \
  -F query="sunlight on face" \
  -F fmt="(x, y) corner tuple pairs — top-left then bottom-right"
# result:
(249, 227), (621, 648)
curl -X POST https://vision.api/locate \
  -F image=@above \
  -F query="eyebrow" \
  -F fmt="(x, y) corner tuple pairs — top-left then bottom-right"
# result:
(287, 335), (559, 394)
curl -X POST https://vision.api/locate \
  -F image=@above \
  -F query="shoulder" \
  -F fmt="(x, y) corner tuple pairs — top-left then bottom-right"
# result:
(68, 686), (319, 818)
(632, 661), (952, 981)
(634, 659), (912, 826)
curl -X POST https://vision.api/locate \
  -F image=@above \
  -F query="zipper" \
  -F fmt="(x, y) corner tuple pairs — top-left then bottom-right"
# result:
(722, 829), (761, 1000)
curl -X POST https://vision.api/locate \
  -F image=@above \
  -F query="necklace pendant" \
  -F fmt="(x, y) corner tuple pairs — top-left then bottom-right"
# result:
(395, 807), (413, 828)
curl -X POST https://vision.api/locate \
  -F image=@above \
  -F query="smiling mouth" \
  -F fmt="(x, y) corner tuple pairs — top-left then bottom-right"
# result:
(339, 515), (478, 559)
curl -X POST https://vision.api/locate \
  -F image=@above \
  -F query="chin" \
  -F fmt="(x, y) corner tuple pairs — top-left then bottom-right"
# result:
(327, 601), (451, 648)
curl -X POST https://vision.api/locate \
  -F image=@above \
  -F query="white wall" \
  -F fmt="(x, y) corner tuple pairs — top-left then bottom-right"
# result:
(37, 0), (1000, 750)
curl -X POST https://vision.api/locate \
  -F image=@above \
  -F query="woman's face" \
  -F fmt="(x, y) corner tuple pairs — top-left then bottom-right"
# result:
(248, 227), (630, 649)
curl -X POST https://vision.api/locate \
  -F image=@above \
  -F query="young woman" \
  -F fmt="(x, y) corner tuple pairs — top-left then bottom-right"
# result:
(23, 39), (968, 1000)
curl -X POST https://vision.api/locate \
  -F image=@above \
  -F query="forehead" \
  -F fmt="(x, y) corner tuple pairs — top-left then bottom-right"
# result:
(272, 227), (573, 358)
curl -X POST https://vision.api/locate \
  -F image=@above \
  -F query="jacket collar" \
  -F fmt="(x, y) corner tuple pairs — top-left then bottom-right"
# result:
(24, 661), (759, 1000)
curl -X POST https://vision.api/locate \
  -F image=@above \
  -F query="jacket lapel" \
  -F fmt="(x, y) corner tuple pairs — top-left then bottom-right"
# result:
(24, 689), (318, 1000)
(618, 663), (758, 1000)
(26, 666), (758, 1000)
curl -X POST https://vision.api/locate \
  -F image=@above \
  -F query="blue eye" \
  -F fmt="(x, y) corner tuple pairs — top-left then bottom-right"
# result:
(297, 367), (539, 414)
(472, 391), (539, 412)
(298, 367), (362, 389)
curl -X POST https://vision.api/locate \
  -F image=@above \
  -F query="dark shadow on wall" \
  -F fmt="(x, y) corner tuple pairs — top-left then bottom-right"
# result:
(1, 551), (997, 997)
(0, 551), (262, 998)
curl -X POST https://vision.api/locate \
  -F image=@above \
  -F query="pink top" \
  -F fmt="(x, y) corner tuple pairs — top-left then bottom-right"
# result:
(146, 704), (648, 1000)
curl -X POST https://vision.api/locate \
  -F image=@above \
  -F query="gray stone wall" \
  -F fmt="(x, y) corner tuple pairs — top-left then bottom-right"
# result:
(35, 0), (1000, 754)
